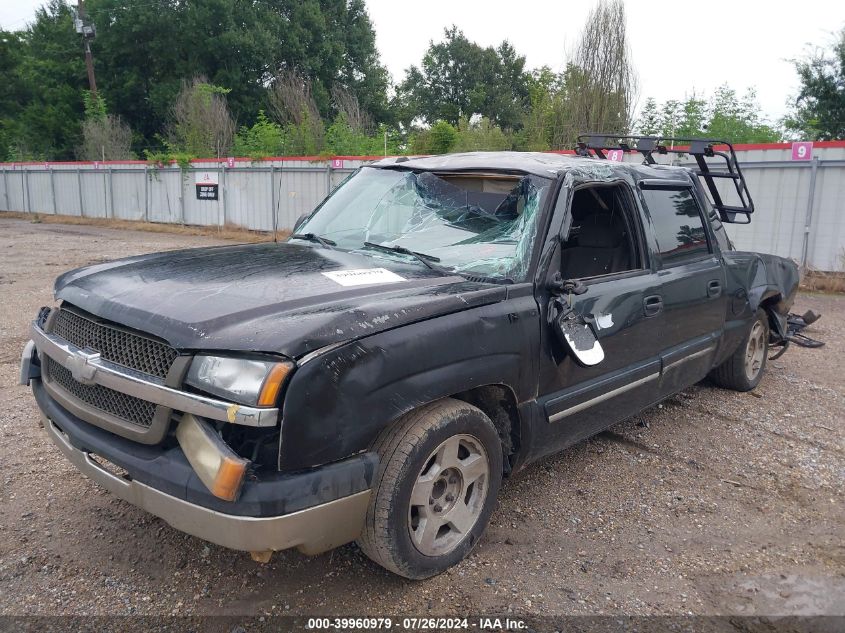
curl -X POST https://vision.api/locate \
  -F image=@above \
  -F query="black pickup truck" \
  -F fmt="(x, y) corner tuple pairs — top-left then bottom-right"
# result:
(21, 137), (799, 579)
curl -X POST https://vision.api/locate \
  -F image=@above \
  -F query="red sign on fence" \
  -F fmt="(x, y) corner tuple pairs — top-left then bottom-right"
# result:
(332, 158), (345, 169)
(791, 142), (813, 161)
(606, 149), (624, 162)
(226, 157), (235, 168)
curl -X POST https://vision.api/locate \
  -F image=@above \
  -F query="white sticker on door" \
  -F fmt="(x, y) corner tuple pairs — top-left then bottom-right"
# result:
(322, 268), (406, 286)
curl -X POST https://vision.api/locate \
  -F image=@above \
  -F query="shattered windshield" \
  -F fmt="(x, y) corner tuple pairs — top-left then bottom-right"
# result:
(295, 167), (552, 281)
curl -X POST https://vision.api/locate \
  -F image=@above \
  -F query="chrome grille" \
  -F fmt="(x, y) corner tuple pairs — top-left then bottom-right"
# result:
(45, 357), (157, 428)
(52, 307), (176, 380)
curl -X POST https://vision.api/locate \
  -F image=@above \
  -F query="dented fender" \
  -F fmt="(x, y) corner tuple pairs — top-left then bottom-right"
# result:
(722, 251), (799, 340)
(279, 290), (540, 471)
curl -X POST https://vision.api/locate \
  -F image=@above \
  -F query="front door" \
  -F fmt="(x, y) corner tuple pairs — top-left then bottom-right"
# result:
(532, 181), (664, 460)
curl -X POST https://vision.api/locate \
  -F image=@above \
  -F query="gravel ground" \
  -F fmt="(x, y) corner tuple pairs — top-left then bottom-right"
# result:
(0, 217), (842, 618)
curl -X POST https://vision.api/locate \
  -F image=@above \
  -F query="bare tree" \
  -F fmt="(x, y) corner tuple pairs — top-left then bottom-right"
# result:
(331, 84), (374, 134)
(550, 0), (638, 148)
(268, 69), (325, 153)
(77, 115), (134, 160)
(170, 77), (235, 157)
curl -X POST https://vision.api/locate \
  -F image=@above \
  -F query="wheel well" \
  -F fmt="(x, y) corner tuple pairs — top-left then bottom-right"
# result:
(452, 385), (520, 475)
(759, 294), (785, 340)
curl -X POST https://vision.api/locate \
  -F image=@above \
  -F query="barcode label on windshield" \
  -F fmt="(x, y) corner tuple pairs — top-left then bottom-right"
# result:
(322, 268), (406, 286)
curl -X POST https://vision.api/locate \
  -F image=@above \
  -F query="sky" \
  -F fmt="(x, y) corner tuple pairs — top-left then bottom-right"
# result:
(3, 0), (844, 122)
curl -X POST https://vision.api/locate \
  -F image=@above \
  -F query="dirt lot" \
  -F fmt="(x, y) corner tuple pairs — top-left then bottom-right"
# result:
(0, 217), (842, 618)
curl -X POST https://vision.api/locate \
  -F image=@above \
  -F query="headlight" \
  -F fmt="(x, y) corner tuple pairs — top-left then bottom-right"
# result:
(185, 355), (293, 406)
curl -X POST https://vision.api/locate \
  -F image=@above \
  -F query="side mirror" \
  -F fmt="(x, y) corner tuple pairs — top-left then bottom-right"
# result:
(292, 213), (309, 233)
(546, 276), (603, 367)
(546, 272), (587, 297)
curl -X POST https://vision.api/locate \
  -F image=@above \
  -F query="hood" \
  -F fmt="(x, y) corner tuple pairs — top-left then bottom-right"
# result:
(53, 242), (508, 358)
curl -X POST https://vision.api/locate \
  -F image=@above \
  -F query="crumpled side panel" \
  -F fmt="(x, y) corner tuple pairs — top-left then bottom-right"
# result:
(723, 251), (800, 339)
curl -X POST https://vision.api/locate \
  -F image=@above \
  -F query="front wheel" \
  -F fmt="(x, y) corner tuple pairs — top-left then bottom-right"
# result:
(357, 398), (502, 579)
(710, 308), (770, 391)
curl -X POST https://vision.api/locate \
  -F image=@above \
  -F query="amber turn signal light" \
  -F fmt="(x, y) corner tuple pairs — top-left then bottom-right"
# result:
(210, 455), (249, 501)
(176, 413), (249, 501)
(257, 362), (293, 407)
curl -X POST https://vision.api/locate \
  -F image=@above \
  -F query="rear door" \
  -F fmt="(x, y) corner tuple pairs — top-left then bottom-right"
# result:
(638, 182), (727, 397)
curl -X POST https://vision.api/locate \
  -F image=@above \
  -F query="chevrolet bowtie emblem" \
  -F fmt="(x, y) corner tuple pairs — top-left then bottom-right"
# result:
(67, 349), (100, 385)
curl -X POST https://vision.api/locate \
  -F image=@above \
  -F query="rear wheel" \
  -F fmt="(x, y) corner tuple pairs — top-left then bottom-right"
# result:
(710, 308), (769, 391)
(357, 398), (502, 579)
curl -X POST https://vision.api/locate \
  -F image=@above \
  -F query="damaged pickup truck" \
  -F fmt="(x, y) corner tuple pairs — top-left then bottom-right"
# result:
(20, 135), (800, 579)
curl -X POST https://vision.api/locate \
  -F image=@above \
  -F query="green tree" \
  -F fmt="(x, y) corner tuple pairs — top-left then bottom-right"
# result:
(233, 111), (286, 158)
(515, 66), (560, 150)
(658, 99), (682, 137)
(397, 27), (529, 130)
(635, 97), (661, 135)
(675, 94), (708, 138)
(638, 87), (780, 143)
(84, 0), (390, 151)
(784, 28), (845, 140)
(0, 1), (86, 159)
(334, 0), (392, 125)
(410, 120), (458, 154)
(452, 117), (512, 152)
(706, 85), (780, 142)
(324, 115), (400, 156)
(0, 30), (29, 160)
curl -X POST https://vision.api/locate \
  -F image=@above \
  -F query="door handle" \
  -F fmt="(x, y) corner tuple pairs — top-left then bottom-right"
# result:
(643, 294), (663, 317)
(707, 280), (722, 298)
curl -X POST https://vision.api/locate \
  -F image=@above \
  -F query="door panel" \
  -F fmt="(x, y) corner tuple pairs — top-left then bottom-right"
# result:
(655, 258), (726, 395)
(534, 271), (663, 460)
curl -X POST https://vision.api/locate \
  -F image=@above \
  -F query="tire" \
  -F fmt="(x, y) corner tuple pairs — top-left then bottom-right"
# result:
(357, 398), (503, 579)
(709, 308), (769, 392)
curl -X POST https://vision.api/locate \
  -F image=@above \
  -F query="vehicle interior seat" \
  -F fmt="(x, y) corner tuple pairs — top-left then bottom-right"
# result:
(561, 212), (632, 278)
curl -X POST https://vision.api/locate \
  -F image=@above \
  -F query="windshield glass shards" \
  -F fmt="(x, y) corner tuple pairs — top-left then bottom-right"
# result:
(294, 167), (552, 282)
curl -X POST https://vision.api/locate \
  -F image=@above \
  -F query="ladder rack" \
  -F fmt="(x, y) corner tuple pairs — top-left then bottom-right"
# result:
(575, 133), (755, 224)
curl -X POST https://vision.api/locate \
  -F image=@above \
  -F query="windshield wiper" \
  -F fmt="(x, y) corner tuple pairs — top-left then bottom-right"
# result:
(290, 233), (336, 248)
(363, 241), (447, 272)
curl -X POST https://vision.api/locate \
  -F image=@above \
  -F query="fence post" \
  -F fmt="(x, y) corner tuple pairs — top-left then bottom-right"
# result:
(270, 165), (276, 239)
(101, 168), (107, 218)
(278, 162), (284, 232)
(2, 169), (8, 211)
(800, 156), (820, 269)
(325, 161), (333, 197)
(221, 165), (227, 227)
(23, 169), (30, 213)
(180, 169), (186, 224)
(77, 168), (84, 217)
(107, 167), (115, 219)
(217, 165), (223, 229)
(144, 165), (149, 222)
(49, 166), (57, 215)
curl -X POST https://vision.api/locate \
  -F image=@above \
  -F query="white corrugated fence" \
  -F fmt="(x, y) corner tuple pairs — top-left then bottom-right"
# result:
(1, 145), (843, 271)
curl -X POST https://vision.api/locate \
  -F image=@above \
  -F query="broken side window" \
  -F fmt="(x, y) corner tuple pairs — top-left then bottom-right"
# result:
(561, 183), (644, 280)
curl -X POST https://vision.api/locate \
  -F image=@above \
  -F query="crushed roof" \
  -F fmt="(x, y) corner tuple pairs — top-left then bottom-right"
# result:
(370, 151), (687, 179)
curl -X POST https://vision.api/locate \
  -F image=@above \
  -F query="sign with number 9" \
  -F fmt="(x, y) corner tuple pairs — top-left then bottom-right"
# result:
(791, 142), (812, 161)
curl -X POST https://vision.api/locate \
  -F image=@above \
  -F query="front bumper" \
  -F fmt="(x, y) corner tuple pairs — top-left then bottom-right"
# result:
(40, 406), (371, 555)
(29, 320), (279, 429)
(29, 375), (376, 554)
